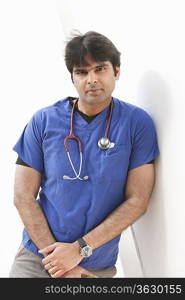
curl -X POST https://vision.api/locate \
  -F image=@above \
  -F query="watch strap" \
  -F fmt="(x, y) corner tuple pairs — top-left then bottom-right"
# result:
(77, 237), (87, 248)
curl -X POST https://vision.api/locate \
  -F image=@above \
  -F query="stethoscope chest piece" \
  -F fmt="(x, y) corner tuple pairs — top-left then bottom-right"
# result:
(98, 137), (115, 150)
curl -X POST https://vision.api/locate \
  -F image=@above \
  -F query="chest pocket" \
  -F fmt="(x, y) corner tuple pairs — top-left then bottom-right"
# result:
(98, 143), (131, 181)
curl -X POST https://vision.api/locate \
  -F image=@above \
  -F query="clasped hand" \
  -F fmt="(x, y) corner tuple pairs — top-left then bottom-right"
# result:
(39, 242), (96, 278)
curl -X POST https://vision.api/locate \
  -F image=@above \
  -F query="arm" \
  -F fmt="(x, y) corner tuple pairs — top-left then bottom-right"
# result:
(14, 165), (56, 249)
(40, 163), (155, 277)
(83, 163), (155, 248)
(14, 165), (95, 277)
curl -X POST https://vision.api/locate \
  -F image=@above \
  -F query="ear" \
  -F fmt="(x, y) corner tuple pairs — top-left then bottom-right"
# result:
(115, 67), (120, 80)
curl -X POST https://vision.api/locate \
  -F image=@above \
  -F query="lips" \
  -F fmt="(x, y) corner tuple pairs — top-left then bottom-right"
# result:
(87, 88), (102, 93)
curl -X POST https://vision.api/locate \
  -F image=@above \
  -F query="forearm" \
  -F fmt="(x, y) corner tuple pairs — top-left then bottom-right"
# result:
(83, 196), (147, 250)
(14, 195), (56, 249)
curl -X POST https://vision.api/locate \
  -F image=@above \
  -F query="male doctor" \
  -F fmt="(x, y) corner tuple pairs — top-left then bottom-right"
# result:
(9, 31), (159, 278)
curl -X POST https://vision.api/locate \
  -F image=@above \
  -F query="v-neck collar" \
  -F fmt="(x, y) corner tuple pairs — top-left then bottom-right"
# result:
(65, 97), (117, 132)
(68, 98), (100, 124)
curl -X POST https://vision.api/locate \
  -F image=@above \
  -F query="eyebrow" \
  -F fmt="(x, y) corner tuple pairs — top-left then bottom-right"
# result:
(73, 63), (109, 72)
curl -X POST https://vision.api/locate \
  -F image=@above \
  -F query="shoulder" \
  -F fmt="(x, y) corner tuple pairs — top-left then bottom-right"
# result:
(35, 97), (68, 116)
(115, 98), (155, 127)
(115, 98), (151, 116)
(29, 97), (69, 123)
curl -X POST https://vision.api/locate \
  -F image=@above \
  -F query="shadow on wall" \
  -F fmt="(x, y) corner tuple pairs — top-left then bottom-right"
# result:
(120, 70), (172, 277)
(137, 70), (172, 137)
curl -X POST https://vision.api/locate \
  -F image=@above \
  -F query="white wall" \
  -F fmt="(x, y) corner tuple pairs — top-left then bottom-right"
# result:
(1, 0), (185, 277)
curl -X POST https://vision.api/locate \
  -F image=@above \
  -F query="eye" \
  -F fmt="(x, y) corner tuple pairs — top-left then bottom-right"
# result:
(96, 65), (107, 72)
(74, 70), (87, 75)
(96, 66), (104, 71)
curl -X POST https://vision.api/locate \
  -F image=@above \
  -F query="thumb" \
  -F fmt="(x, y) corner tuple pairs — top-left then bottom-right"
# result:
(38, 243), (56, 255)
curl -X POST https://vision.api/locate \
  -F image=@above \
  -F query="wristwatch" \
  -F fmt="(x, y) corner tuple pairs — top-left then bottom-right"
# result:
(77, 238), (93, 258)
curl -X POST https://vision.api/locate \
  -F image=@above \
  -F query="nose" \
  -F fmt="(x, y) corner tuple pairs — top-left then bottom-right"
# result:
(87, 71), (97, 85)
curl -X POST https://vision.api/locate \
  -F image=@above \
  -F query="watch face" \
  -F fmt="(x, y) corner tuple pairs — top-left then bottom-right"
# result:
(81, 245), (92, 257)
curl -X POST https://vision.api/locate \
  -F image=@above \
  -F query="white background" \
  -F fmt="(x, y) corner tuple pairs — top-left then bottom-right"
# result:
(1, 0), (185, 278)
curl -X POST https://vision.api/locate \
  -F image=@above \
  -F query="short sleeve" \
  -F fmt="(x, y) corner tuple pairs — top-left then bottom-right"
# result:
(13, 110), (44, 174)
(128, 109), (160, 170)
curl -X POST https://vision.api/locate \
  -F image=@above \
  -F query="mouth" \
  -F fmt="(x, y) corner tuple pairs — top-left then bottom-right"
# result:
(87, 88), (103, 94)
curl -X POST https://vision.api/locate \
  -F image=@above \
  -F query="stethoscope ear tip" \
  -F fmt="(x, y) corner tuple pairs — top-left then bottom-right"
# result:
(83, 176), (89, 180)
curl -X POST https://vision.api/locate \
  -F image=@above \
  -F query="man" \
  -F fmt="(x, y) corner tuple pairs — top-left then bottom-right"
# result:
(9, 31), (159, 278)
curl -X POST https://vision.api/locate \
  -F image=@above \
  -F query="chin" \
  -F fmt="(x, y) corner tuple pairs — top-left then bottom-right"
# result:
(86, 95), (110, 104)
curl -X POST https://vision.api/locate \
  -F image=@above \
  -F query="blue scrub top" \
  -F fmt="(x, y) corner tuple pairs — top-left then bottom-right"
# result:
(13, 97), (160, 269)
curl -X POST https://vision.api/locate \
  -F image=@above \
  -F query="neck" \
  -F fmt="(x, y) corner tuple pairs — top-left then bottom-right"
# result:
(77, 98), (112, 116)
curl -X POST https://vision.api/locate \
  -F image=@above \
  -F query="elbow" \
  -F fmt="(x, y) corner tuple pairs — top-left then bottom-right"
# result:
(130, 195), (150, 216)
(133, 196), (149, 217)
(141, 205), (148, 216)
(140, 198), (150, 216)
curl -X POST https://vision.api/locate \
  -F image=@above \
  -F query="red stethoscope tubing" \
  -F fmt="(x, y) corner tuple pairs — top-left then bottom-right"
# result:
(63, 99), (113, 180)
(64, 100), (83, 153)
(64, 99), (113, 153)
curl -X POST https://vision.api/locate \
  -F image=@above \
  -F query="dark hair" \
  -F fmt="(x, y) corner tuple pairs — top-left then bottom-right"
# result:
(65, 31), (121, 77)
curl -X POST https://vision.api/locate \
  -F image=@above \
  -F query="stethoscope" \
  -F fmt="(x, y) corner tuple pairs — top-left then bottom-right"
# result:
(63, 99), (115, 181)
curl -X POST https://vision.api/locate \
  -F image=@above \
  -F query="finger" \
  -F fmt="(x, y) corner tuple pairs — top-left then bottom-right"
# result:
(48, 266), (59, 275)
(51, 269), (67, 278)
(44, 263), (51, 271)
(38, 243), (56, 255)
(44, 262), (56, 271)
(42, 254), (54, 265)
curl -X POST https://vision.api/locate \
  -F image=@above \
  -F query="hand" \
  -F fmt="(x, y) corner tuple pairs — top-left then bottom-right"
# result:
(62, 265), (98, 278)
(39, 241), (83, 278)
